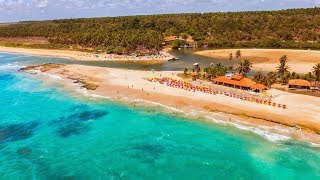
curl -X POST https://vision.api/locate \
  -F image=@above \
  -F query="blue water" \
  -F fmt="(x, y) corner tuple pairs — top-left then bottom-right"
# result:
(0, 52), (320, 179)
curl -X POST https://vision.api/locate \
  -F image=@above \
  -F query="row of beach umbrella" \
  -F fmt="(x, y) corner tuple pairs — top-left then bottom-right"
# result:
(144, 77), (287, 109)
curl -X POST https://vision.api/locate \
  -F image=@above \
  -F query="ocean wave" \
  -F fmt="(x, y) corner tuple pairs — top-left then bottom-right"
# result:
(0, 63), (24, 71)
(40, 72), (63, 80)
(132, 99), (184, 113)
(129, 99), (292, 143)
(310, 142), (320, 148)
(205, 115), (291, 142)
(121, 98), (293, 143)
(76, 88), (112, 99)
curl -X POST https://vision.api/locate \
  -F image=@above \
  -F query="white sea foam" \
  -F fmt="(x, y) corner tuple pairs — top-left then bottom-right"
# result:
(310, 142), (320, 148)
(125, 98), (292, 143)
(205, 115), (291, 142)
(133, 99), (184, 113)
(76, 88), (112, 99)
(0, 63), (24, 71)
(40, 72), (63, 80)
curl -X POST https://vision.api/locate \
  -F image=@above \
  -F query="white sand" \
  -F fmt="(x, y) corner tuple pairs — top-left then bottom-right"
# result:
(0, 46), (172, 62)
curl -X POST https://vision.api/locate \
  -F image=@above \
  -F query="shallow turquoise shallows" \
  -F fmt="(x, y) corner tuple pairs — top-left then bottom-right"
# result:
(0, 52), (320, 179)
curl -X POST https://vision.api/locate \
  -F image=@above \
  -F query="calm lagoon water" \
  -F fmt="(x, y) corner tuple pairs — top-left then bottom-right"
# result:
(0, 52), (320, 179)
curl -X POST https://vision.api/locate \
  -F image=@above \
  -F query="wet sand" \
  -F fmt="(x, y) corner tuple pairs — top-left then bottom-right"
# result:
(21, 64), (320, 144)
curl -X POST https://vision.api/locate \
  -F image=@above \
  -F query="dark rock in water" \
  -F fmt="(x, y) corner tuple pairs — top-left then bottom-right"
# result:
(51, 109), (108, 138)
(57, 121), (90, 138)
(53, 110), (108, 123)
(76, 110), (108, 121)
(0, 121), (39, 144)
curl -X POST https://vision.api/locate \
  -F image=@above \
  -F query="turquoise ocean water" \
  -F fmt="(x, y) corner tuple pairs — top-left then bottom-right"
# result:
(0, 52), (320, 179)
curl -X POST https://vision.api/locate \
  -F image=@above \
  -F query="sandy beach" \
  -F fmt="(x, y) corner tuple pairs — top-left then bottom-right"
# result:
(0, 46), (173, 62)
(21, 63), (320, 144)
(195, 49), (320, 73)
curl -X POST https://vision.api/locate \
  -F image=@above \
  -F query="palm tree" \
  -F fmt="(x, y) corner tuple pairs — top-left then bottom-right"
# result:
(228, 65), (234, 71)
(265, 71), (277, 87)
(253, 71), (264, 83)
(216, 63), (223, 68)
(235, 50), (241, 59)
(204, 66), (215, 79)
(236, 59), (252, 75)
(312, 63), (320, 84)
(303, 72), (314, 82)
(277, 55), (290, 77)
(280, 72), (291, 84)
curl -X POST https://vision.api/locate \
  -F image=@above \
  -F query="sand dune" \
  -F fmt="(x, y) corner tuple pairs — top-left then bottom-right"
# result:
(195, 49), (320, 73)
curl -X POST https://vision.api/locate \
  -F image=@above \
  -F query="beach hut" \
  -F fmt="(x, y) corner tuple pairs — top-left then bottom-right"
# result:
(213, 75), (256, 90)
(288, 79), (311, 89)
(251, 84), (268, 93)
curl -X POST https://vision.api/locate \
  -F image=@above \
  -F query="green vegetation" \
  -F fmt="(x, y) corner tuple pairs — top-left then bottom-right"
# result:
(313, 63), (320, 83)
(0, 41), (66, 49)
(253, 56), (319, 87)
(184, 54), (320, 90)
(203, 63), (229, 79)
(1, 8), (320, 53)
(235, 59), (252, 76)
(276, 55), (291, 84)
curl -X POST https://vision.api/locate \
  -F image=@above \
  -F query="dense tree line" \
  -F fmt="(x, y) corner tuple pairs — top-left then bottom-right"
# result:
(1, 8), (320, 52)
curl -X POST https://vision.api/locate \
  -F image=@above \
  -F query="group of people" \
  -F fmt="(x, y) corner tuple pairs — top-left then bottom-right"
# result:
(144, 76), (287, 109)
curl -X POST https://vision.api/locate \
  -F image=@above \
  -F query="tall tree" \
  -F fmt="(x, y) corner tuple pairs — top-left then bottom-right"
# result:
(236, 59), (252, 75)
(265, 71), (277, 87)
(253, 70), (264, 83)
(277, 55), (290, 77)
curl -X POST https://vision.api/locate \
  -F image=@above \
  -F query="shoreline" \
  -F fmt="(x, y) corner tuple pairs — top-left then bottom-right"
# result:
(195, 48), (320, 74)
(20, 63), (320, 145)
(0, 46), (173, 62)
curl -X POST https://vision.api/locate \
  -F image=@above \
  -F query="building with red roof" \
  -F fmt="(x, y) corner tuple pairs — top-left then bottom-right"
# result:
(213, 75), (267, 92)
(288, 79), (311, 89)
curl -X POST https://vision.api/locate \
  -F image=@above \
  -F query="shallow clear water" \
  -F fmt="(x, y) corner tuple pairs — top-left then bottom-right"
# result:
(0, 48), (234, 72)
(0, 52), (320, 179)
